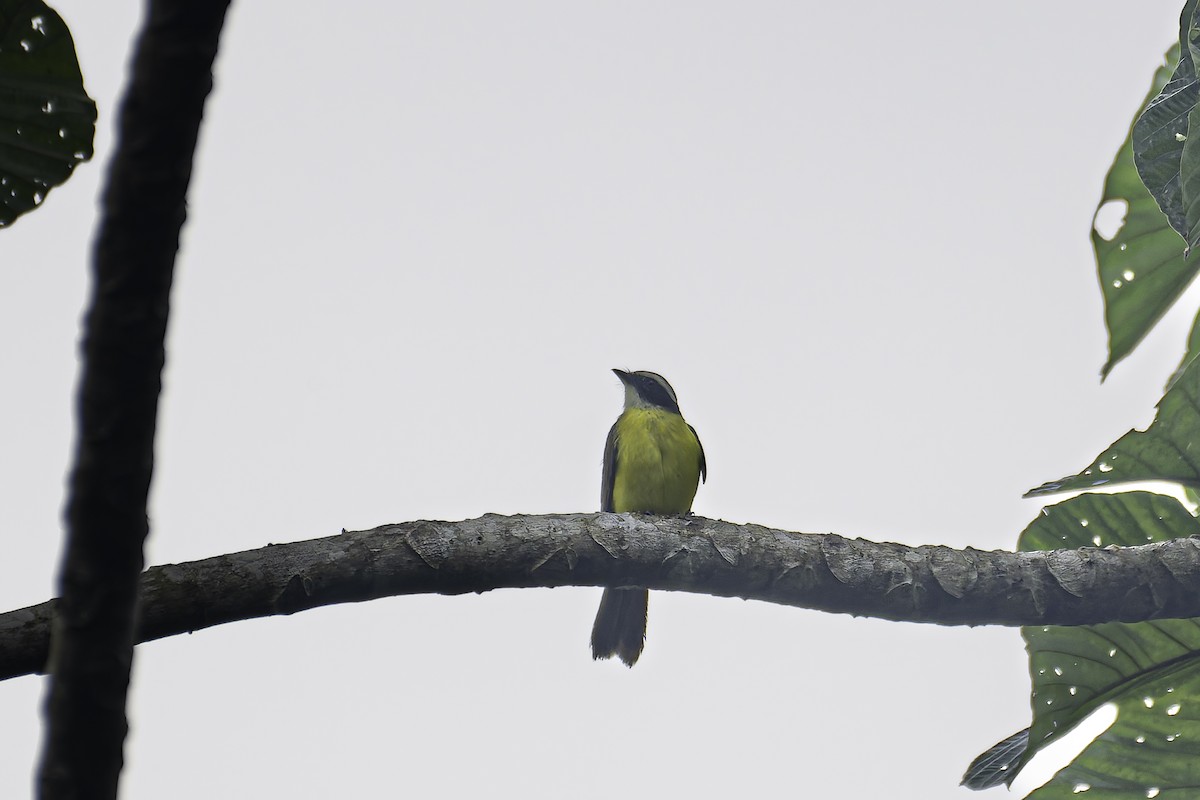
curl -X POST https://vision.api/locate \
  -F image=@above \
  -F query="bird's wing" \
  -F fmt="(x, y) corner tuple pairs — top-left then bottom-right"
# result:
(601, 421), (619, 512)
(689, 424), (707, 484)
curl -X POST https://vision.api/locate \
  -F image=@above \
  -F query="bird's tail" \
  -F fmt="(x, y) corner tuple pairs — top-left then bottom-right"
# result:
(590, 588), (648, 667)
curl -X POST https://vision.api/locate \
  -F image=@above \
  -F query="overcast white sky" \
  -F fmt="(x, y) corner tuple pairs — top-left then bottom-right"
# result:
(0, 2), (1194, 798)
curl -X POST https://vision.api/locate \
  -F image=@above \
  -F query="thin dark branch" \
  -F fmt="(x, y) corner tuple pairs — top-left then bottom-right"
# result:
(6, 513), (1200, 682)
(37, 3), (231, 799)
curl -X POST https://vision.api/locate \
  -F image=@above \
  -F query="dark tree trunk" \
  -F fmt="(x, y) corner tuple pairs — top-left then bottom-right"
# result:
(37, 3), (232, 798)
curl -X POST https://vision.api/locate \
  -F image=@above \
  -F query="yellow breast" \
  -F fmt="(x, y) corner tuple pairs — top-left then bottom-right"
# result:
(611, 408), (703, 514)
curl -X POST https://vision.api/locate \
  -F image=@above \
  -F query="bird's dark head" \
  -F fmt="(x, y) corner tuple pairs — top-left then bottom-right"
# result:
(613, 369), (682, 415)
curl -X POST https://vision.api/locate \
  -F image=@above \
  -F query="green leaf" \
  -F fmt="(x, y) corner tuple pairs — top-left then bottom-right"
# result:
(1025, 671), (1200, 799)
(1166, 310), (1200, 390)
(1099, 43), (1200, 378)
(1183, 12), (1200, 253)
(1132, 2), (1197, 246)
(1016, 492), (1200, 798)
(0, 0), (95, 228)
(961, 728), (1030, 789)
(1027, 349), (1200, 497)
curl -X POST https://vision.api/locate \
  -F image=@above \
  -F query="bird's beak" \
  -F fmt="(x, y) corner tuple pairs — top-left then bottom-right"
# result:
(612, 368), (632, 383)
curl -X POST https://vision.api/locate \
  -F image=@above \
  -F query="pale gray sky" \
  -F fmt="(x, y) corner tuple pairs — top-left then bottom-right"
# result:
(0, 2), (1192, 798)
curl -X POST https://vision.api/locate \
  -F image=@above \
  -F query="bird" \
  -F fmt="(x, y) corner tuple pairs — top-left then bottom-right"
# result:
(591, 368), (706, 666)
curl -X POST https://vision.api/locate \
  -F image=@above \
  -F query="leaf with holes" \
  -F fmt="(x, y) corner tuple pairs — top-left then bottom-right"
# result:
(0, 0), (95, 228)
(1099, 42), (1200, 378)
(1014, 492), (1200, 797)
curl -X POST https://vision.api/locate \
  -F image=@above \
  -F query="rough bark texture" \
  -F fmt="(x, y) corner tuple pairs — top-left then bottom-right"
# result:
(36, 2), (231, 799)
(6, 513), (1200, 682)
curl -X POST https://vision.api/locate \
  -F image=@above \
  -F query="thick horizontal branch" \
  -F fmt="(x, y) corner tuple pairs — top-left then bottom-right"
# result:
(4, 512), (1200, 680)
